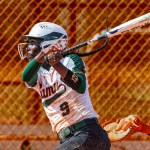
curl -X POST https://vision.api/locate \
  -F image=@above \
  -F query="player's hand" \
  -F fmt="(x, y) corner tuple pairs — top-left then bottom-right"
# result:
(44, 51), (63, 66)
(42, 42), (64, 66)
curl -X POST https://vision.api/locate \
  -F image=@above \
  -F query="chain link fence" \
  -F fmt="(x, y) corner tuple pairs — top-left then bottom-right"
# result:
(0, 0), (150, 149)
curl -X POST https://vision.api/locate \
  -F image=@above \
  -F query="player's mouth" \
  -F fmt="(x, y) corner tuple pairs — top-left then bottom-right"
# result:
(26, 54), (34, 61)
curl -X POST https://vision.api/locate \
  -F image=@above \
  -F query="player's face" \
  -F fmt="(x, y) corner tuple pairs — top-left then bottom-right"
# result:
(25, 38), (43, 61)
(26, 45), (40, 61)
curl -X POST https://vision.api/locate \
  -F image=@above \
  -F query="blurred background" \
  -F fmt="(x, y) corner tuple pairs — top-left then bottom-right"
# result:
(0, 0), (150, 149)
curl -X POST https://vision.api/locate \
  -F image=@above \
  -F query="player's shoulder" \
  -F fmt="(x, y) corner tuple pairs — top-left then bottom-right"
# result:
(64, 53), (80, 59)
(64, 54), (85, 66)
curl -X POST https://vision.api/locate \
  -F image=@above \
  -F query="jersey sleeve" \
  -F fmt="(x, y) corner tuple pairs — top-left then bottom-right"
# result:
(22, 59), (42, 87)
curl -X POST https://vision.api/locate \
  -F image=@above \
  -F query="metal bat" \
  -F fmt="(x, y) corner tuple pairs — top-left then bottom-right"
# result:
(62, 12), (150, 56)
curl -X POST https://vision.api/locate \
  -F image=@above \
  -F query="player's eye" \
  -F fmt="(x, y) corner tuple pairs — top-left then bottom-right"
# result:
(28, 39), (36, 45)
(24, 37), (36, 45)
(23, 37), (29, 43)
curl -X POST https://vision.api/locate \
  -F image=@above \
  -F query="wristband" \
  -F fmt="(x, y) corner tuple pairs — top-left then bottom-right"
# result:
(63, 69), (82, 90)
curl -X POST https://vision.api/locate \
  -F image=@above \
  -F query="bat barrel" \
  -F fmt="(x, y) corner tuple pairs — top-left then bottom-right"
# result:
(62, 12), (150, 56)
(106, 12), (150, 38)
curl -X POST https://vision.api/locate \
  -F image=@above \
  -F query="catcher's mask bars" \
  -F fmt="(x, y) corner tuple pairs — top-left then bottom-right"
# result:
(18, 22), (68, 59)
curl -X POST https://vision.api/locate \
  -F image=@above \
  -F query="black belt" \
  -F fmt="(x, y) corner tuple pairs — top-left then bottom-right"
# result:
(58, 118), (99, 140)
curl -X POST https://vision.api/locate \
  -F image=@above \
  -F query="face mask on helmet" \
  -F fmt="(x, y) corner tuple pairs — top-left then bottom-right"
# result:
(18, 22), (68, 59)
(18, 37), (43, 59)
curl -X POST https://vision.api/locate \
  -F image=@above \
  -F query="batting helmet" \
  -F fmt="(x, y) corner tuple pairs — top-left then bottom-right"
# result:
(18, 22), (68, 59)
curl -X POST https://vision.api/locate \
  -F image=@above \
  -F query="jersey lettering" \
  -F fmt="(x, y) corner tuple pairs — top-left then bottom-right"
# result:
(42, 84), (66, 107)
(40, 82), (58, 98)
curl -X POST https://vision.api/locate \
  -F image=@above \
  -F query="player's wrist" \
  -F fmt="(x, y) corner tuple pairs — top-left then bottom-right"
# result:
(35, 51), (46, 63)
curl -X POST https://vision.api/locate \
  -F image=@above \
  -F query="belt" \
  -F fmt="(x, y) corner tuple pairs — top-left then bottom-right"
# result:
(57, 118), (99, 140)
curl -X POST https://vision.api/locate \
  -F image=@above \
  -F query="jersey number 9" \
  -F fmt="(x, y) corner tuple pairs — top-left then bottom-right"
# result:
(60, 102), (70, 116)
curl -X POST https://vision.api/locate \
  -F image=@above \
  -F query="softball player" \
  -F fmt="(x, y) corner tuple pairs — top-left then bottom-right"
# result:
(18, 22), (110, 150)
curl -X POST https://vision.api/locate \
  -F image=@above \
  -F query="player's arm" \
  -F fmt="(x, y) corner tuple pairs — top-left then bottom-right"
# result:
(22, 50), (48, 86)
(60, 54), (86, 94)
(22, 59), (41, 87)
(38, 48), (86, 94)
